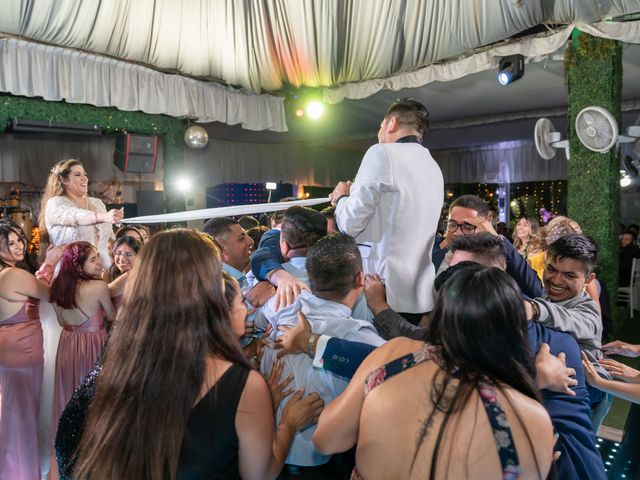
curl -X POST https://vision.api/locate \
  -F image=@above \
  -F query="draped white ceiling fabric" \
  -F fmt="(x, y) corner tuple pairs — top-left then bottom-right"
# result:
(324, 20), (640, 103)
(0, 0), (638, 93)
(0, 37), (288, 131)
(0, 1), (638, 130)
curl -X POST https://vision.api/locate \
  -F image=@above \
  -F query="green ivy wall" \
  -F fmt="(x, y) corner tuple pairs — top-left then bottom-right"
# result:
(0, 94), (185, 213)
(565, 32), (622, 330)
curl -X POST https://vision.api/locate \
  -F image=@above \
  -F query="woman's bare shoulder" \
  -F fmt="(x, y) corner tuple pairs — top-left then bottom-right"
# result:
(502, 386), (554, 434)
(355, 337), (427, 377)
(84, 279), (110, 293)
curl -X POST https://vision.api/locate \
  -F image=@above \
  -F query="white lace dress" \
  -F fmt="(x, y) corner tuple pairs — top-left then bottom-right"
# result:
(44, 196), (114, 268)
(38, 195), (114, 476)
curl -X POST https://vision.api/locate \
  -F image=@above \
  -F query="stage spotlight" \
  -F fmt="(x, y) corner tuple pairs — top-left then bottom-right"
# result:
(306, 101), (324, 119)
(295, 108), (305, 117)
(498, 54), (524, 86)
(176, 177), (192, 192)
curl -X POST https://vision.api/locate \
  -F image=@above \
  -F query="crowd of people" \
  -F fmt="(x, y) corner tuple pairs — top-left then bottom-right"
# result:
(0, 99), (637, 480)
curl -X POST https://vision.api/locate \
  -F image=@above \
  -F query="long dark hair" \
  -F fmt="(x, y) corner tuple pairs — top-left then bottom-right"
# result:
(73, 229), (249, 480)
(49, 241), (96, 308)
(421, 265), (541, 477)
(0, 221), (27, 269)
(109, 235), (142, 280)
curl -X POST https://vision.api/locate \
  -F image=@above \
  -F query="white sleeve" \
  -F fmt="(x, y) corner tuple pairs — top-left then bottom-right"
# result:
(335, 144), (393, 238)
(312, 334), (332, 368)
(45, 196), (94, 227)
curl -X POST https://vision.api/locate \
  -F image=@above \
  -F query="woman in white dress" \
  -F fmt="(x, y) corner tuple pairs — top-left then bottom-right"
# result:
(38, 159), (124, 270)
(36, 159), (123, 476)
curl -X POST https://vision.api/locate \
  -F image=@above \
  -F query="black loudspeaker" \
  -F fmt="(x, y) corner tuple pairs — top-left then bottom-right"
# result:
(114, 134), (158, 173)
(106, 203), (137, 218)
(136, 191), (165, 216)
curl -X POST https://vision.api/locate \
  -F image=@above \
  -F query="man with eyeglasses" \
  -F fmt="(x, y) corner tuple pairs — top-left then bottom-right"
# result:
(434, 195), (543, 299)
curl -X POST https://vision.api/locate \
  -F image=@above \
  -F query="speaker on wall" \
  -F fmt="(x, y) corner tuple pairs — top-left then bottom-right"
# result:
(136, 191), (165, 217)
(114, 133), (158, 173)
(106, 203), (137, 219)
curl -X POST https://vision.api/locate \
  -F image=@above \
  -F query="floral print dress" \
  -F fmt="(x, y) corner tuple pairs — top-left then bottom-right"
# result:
(352, 343), (522, 480)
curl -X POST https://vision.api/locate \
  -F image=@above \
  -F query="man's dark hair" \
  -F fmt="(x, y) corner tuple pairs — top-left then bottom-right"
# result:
(281, 206), (327, 250)
(547, 233), (598, 275)
(238, 215), (259, 231)
(449, 195), (490, 219)
(306, 233), (362, 301)
(433, 261), (479, 292)
(321, 205), (335, 220)
(272, 197), (297, 226)
(385, 98), (430, 139)
(202, 217), (239, 239)
(449, 233), (507, 270)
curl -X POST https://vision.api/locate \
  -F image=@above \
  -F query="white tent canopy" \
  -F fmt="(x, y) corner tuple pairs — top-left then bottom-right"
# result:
(0, 0), (639, 131)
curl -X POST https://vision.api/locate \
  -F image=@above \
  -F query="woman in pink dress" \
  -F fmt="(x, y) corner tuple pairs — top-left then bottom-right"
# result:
(107, 236), (141, 312)
(0, 222), (62, 480)
(48, 241), (116, 479)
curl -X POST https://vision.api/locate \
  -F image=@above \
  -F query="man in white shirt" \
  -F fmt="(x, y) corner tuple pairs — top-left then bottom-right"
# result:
(260, 233), (384, 468)
(329, 98), (443, 318)
(253, 206), (372, 331)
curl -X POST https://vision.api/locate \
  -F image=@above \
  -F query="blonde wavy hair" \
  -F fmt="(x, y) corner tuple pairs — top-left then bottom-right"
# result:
(38, 159), (84, 246)
(513, 216), (544, 256)
(542, 216), (582, 247)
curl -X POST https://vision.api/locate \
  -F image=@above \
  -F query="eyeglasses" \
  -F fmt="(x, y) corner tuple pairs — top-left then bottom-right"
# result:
(113, 251), (136, 259)
(446, 220), (477, 235)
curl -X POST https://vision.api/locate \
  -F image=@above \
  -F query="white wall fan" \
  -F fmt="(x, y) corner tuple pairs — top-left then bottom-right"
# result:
(534, 106), (640, 161)
(534, 118), (570, 160)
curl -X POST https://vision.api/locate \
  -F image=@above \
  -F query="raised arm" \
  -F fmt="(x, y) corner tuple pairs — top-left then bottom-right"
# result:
(249, 229), (284, 281)
(532, 296), (601, 342)
(10, 268), (51, 301)
(582, 352), (640, 404)
(108, 272), (128, 298)
(94, 281), (117, 323)
(333, 144), (393, 238)
(46, 196), (123, 227)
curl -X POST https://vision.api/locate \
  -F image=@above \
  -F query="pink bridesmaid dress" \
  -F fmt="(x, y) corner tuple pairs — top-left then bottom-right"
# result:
(49, 307), (107, 479)
(0, 299), (43, 480)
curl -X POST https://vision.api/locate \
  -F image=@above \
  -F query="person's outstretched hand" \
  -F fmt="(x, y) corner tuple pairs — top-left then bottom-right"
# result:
(364, 274), (389, 315)
(602, 340), (640, 358)
(581, 352), (604, 388)
(44, 245), (65, 266)
(535, 343), (577, 395)
(600, 358), (640, 383)
(281, 388), (324, 431)
(274, 311), (313, 358)
(265, 359), (295, 410)
(270, 270), (309, 311)
(245, 281), (276, 307)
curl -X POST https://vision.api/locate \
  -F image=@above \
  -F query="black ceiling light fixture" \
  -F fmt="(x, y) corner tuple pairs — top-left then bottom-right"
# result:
(498, 54), (525, 86)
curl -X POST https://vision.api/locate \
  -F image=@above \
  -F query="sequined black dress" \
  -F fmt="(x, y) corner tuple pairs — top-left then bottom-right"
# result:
(55, 361), (250, 480)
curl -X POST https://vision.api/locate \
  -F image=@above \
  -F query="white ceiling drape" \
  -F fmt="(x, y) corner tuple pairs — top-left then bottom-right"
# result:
(324, 20), (640, 104)
(1, 0), (637, 93)
(0, 1), (638, 132)
(0, 37), (288, 131)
